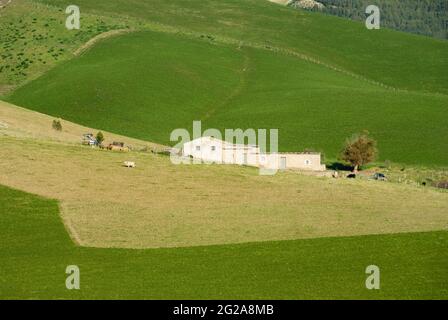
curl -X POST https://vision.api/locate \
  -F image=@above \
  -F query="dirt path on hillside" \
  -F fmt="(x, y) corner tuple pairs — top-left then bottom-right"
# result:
(201, 48), (251, 121)
(73, 29), (134, 56)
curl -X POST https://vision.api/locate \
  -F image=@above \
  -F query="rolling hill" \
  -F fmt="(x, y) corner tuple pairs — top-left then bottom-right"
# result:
(3, 1), (448, 166)
(1, 0), (448, 300)
(6, 28), (448, 165)
(1, 96), (447, 298)
(1, 184), (447, 299)
(29, 0), (448, 94)
(0, 0), (135, 95)
(0, 98), (447, 250)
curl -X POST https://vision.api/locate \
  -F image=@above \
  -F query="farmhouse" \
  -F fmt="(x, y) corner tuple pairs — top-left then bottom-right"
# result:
(182, 136), (325, 171)
(182, 136), (260, 166)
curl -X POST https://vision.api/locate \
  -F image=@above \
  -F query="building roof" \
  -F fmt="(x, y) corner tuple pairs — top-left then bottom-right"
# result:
(276, 152), (321, 155)
(189, 136), (258, 148)
(186, 136), (320, 154)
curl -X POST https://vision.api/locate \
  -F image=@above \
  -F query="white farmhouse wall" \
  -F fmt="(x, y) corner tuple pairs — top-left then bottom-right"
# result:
(182, 137), (223, 164)
(222, 144), (260, 166)
(281, 153), (325, 171)
(182, 137), (325, 171)
(260, 153), (325, 171)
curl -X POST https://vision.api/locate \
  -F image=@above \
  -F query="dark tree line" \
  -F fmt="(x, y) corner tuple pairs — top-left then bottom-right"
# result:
(289, 0), (447, 40)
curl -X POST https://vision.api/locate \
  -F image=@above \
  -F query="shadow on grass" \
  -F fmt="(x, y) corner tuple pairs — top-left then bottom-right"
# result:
(326, 162), (352, 171)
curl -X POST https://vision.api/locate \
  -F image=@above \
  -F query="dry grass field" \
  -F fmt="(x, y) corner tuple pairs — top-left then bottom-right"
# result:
(0, 100), (162, 149)
(1, 101), (447, 249)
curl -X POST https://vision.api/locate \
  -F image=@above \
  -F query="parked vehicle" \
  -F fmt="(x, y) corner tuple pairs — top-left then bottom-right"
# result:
(346, 173), (356, 179)
(82, 133), (98, 146)
(373, 173), (387, 181)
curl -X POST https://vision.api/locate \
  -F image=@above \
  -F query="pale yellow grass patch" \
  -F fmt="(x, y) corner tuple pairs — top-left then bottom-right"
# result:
(0, 135), (447, 249)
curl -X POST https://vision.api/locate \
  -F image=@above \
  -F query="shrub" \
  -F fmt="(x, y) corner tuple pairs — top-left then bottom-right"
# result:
(96, 131), (104, 145)
(52, 119), (62, 131)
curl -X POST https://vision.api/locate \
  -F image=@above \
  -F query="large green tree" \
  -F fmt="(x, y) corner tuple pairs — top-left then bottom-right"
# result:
(340, 131), (378, 172)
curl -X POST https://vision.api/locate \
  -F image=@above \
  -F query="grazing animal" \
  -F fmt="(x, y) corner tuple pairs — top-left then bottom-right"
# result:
(123, 161), (135, 168)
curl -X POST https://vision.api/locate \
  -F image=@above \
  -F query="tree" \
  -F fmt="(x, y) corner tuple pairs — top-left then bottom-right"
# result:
(340, 131), (378, 172)
(96, 131), (104, 145)
(52, 119), (62, 131)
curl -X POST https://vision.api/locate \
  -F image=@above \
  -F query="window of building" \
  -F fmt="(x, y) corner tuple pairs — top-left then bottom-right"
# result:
(196, 146), (201, 151)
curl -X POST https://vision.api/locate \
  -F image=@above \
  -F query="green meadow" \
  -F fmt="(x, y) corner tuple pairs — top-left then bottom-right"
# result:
(32, 0), (448, 94)
(1, 184), (447, 299)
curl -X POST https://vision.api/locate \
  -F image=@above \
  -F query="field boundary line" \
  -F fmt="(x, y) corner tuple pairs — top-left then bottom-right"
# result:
(58, 202), (84, 246)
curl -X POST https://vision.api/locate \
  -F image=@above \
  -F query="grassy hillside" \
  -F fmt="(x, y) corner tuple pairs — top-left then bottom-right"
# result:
(1, 184), (447, 299)
(31, 0), (448, 94)
(2, 1), (447, 300)
(0, 0), (134, 95)
(7, 30), (448, 165)
(0, 99), (163, 149)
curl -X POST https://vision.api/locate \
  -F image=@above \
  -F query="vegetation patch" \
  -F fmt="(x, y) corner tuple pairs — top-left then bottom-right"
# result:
(0, 0), (133, 94)
(289, 0), (448, 40)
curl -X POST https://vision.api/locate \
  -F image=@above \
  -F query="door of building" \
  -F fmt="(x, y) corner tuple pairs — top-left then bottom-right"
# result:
(280, 157), (287, 169)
